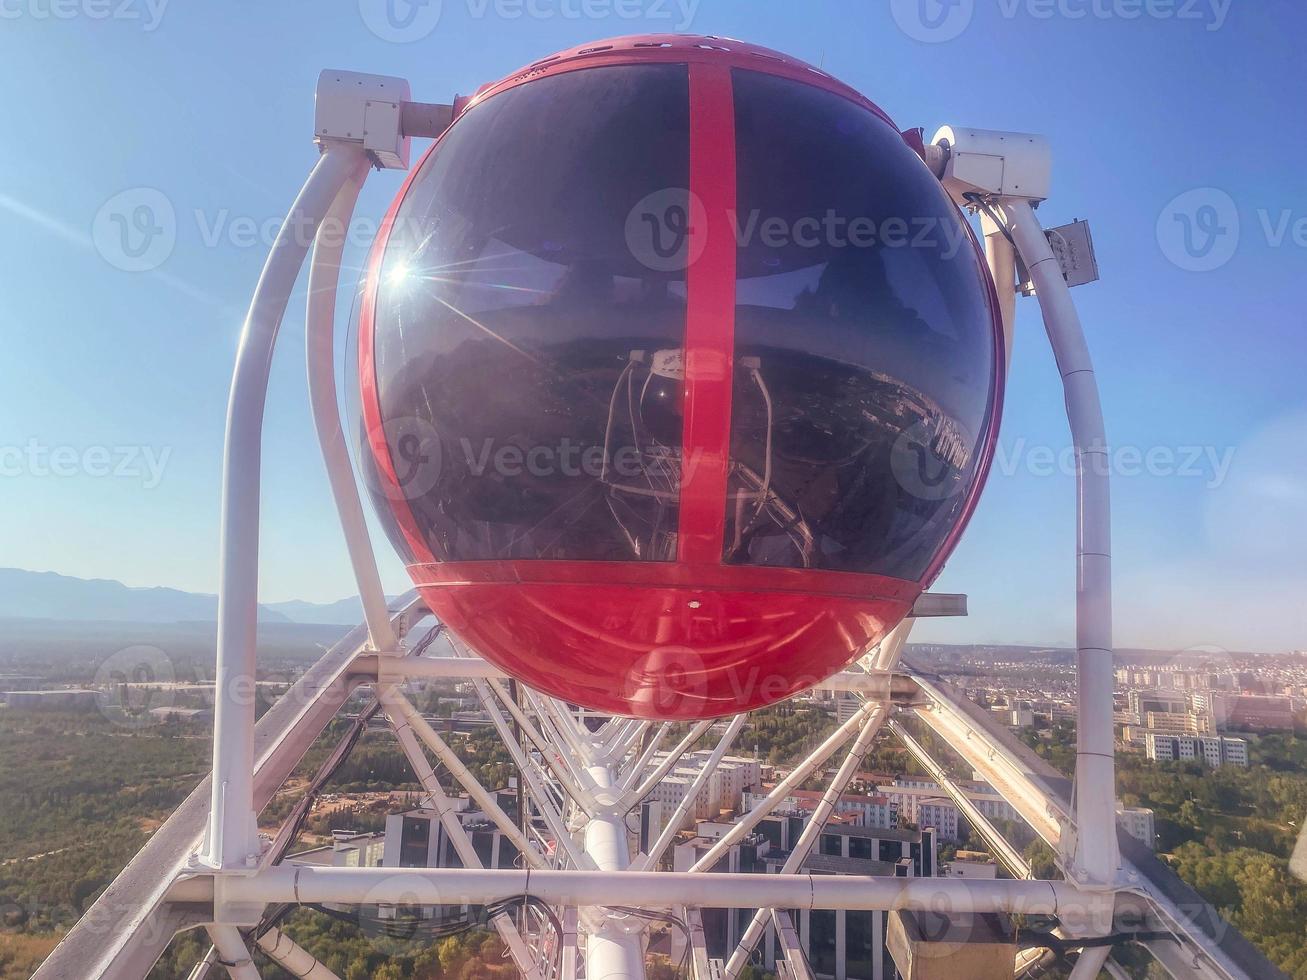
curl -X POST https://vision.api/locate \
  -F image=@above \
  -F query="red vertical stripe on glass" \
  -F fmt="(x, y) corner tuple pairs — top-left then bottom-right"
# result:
(678, 61), (736, 564)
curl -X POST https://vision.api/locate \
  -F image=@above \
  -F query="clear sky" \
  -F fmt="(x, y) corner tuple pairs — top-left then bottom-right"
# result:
(0, 0), (1303, 652)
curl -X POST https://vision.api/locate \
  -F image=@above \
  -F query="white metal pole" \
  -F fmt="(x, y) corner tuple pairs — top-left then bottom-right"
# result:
(389, 720), (548, 980)
(472, 686), (600, 863)
(583, 767), (646, 980)
(205, 146), (366, 870)
(690, 702), (881, 872)
(253, 928), (340, 980)
(304, 157), (397, 653)
(632, 715), (747, 872)
(185, 946), (219, 980)
(380, 688), (547, 869)
(981, 210), (1017, 372)
(1004, 200), (1119, 889)
(868, 619), (914, 672)
(1066, 945), (1112, 979)
(625, 724), (670, 790)
(723, 705), (888, 978)
(623, 720), (714, 807)
(205, 925), (261, 980)
(216, 865), (1081, 915)
(769, 910), (814, 980)
(473, 677), (601, 813)
(889, 718), (1031, 877)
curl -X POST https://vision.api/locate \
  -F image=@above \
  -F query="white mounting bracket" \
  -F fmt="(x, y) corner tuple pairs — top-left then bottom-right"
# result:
(910, 593), (968, 618)
(930, 126), (1052, 205)
(315, 69), (412, 169)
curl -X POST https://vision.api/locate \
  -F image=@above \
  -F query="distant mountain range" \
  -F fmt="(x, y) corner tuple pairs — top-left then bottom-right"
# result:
(0, 568), (392, 626)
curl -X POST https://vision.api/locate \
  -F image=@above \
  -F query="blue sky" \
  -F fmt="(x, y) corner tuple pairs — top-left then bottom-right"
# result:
(0, 0), (1303, 651)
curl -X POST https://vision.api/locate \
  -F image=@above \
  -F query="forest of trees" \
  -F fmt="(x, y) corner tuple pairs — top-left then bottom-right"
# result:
(1021, 721), (1307, 978)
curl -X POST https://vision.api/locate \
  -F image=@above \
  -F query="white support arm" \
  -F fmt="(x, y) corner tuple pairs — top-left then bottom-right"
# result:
(254, 928), (339, 980)
(630, 715), (747, 871)
(473, 677), (601, 814)
(205, 925), (260, 980)
(471, 681), (601, 858)
(380, 688), (548, 870)
(1004, 200), (1119, 889)
(690, 702), (881, 873)
(210, 865), (1084, 916)
(627, 724), (669, 779)
(206, 145), (367, 871)
(304, 156), (397, 653)
(622, 720), (714, 808)
(723, 705), (887, 978)
(890, 718), (1032, 879)
(770, 910), (815, 980)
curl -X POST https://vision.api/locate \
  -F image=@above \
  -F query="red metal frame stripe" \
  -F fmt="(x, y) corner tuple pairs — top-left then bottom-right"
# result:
(678, 61), (737, 564)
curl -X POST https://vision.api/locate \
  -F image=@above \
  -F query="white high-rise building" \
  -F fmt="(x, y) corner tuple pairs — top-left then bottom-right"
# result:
(1145, 732), (1248, 767)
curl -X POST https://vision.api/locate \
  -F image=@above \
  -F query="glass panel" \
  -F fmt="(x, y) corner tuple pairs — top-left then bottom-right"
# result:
(366, 64), (691, 563)
(726, 69), (998, 580)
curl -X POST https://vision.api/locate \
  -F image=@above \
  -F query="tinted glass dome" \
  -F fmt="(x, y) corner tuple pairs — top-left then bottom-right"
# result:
(359, 36), (1003, 719)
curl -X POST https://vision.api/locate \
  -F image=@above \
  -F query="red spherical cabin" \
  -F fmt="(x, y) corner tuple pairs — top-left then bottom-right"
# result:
(359, 35), (1004, 719)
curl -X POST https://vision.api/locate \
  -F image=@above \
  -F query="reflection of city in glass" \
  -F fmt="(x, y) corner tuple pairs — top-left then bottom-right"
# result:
(725, 69), (996, 580)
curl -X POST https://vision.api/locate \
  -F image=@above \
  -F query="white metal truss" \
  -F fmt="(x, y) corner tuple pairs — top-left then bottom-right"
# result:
(30, 70), (1289, 980)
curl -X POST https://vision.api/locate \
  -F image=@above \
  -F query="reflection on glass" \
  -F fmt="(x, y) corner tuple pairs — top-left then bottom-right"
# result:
(365, 64), (691, 564)
(724, 69), (999, 581)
